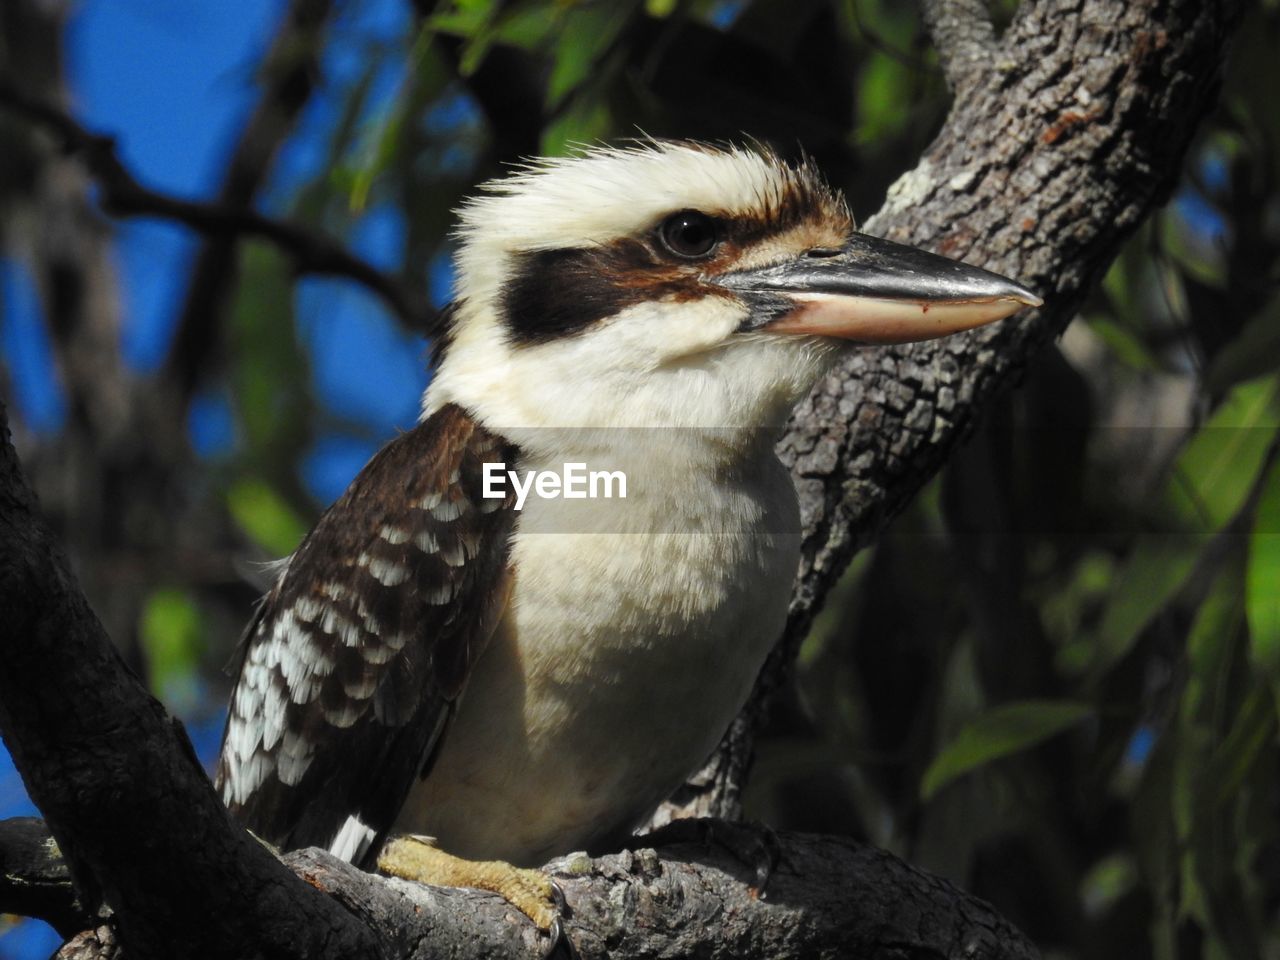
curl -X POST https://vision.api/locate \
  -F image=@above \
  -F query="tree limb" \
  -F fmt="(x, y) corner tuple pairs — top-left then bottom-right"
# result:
(3, 814), (1039, 960)
(919, 0), (998, 93)
(301, 821), (1041, 960)
(660, 0), (1244, 823)
(1, 383), (1040, 956)
(0, 397), (385, 960)
(0, 81), (433, 334)
(163, 0), (337, 406)
(0, 817), (84, 937)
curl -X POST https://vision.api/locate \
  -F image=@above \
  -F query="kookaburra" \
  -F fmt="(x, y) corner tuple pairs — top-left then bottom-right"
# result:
(216, 142), (1038, 923)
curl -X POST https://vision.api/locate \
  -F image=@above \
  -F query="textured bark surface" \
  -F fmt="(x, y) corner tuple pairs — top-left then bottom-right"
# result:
(5, 814), (1039, 960)
(10, 816), (1039, 960)
(658, 0), (1243, 822)
(0, 399), (385, 960)
(297, 823), (1041, 960)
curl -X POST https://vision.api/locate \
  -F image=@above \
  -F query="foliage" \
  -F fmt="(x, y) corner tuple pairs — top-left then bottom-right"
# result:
(1, 1), (1279, 959)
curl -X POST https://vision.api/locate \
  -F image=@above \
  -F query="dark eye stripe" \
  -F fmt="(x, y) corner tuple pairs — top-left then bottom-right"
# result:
(500, 245), (654, 345)
(494, 176), (851, 346)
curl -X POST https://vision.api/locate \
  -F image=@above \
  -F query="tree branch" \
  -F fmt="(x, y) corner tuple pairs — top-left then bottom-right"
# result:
(0, 817), (84, 937)
(163, 0), (338, 406)
(661, 0), (1244, 823)
(3, 814), (1039, 960)
(919, 0), (998, 93)
(305, 821), (1041, 960)
(0, 397), (384, 960)
(0, 81), (433, 334)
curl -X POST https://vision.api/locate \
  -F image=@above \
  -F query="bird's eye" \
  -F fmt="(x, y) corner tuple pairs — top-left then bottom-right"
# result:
(658, 210), (719, 259)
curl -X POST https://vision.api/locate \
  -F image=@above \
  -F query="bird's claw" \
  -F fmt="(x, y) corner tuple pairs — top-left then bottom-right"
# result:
(378, 835), (576, 955)
(541, 879), (577, 960)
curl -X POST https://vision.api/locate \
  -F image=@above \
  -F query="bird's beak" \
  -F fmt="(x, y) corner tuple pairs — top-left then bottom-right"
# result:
(717, 233), (1042, 343)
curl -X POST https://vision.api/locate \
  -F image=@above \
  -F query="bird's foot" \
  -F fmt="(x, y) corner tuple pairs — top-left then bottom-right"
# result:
(636, 818), (782, 898)
(377, 835), (573, 957)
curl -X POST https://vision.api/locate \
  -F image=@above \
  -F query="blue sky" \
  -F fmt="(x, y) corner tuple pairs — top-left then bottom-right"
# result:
(0, 1), (428, 955)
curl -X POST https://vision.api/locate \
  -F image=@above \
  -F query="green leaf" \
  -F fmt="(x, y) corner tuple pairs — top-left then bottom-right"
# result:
(228, 478), (309, 557)
(1088, 535), (1204, 677)
(427, 0), (499, 39)
(854, 52), (912, 145)
(427, 0), (505, 76)
(1087, 375), (1280, 676)
(1081, 853), (1139, 915)
(1164, 374), (1280, 531)
(545, 3), (637, 110)
(1206, 684), (1276, 810)
(1100, 231), (1148, 330)
(140, 588), (204, 710)
(540, 90), (614, 155)
(1160, 202), (1227, 289)
(492, 6), (561, 49)
(1083, 313), (1159, 371)
(1181, 556), (1245, 726)
(1248, 456), (1280, 679)
(920, 700), (1094, 800)
(229, 243), (309, 464)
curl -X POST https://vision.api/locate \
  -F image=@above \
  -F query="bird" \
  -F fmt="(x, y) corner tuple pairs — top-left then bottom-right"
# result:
(215, 140), (1040, 932)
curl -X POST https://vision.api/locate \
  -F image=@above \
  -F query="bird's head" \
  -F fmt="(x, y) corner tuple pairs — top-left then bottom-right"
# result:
(424, 142), (1039, 442)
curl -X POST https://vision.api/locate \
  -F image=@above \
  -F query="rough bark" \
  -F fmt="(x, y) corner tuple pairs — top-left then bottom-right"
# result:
(0, 398), (385, 959)
(658, 0), (1242, 823)
(5, 813), (1038, 960)
(294, 824), (1040, 960)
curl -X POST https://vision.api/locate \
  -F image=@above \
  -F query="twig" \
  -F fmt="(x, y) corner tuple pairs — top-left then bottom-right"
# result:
(0, 81), (433, 334)
(165, 0), (339, 404)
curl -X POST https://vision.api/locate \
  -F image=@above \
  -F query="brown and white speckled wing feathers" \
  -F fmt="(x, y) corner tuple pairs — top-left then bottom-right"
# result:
(215, 403), (516, 864)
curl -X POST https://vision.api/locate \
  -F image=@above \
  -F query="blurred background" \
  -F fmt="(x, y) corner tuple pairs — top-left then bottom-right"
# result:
(2, 1), (1279, 957)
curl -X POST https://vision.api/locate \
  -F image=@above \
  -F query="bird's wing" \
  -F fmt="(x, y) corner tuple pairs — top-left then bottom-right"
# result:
(215, 403), (516, 864)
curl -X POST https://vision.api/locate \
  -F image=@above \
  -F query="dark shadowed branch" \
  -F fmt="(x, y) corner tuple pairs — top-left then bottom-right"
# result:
(163, 0), (337, 406)
(0, 81), (433, 334)
(0, 397), (385, 960)
(2, 811), (1041, 960)
(0, 817), (82, 937)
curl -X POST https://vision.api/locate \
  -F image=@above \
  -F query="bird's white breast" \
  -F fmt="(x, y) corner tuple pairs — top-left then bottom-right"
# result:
(395, 445), (800, 866)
